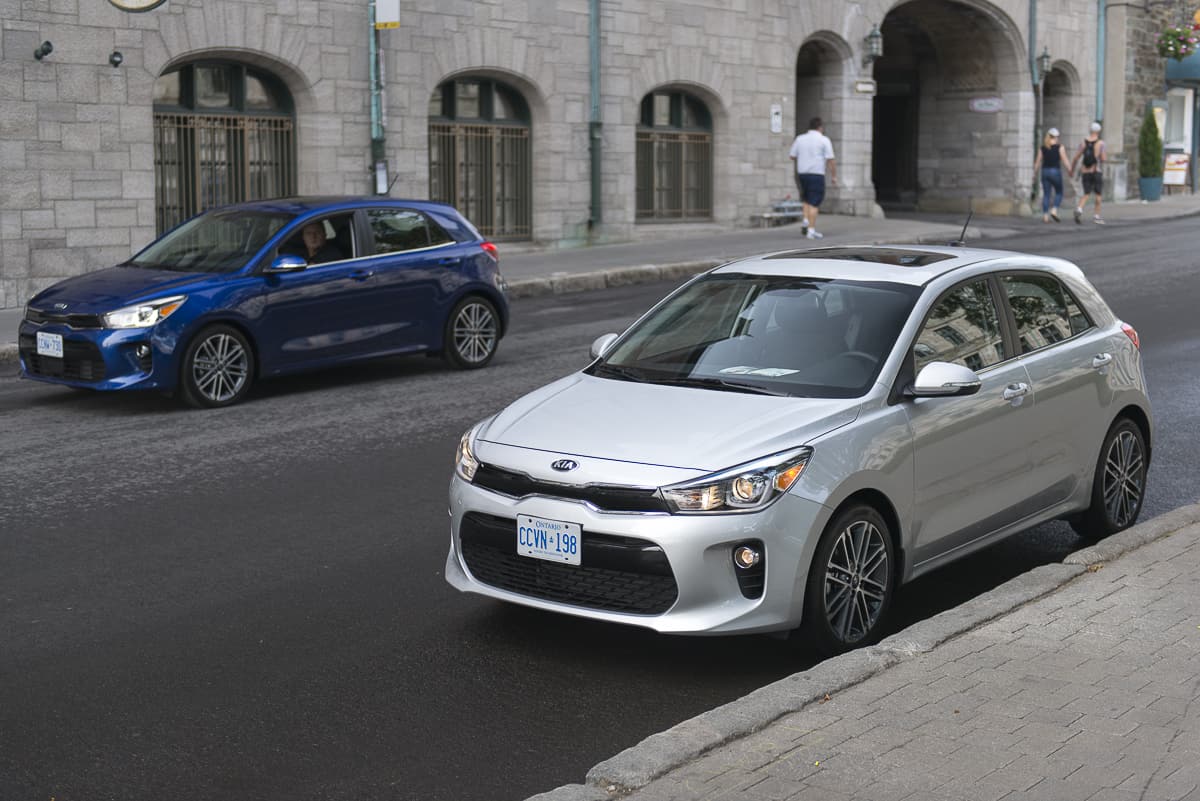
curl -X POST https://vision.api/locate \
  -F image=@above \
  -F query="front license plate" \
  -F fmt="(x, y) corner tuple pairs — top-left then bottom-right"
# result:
(517, 514), (582, 566)
(36, 331), (63, 359)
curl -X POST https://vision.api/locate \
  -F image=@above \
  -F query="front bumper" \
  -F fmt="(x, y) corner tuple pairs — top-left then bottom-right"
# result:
(446, 473), (831, 635)
(18, 319), (180, 391)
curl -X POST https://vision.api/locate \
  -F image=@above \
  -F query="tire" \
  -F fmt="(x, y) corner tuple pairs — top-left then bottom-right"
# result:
(801, 504), (896, 657)
(443, 296), (499, 369)
(179, 324), (255, 409)
(1070, 417), (1147, 541)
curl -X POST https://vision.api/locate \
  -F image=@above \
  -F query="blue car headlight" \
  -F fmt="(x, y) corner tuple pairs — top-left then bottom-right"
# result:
(103, 295), (187, 330)
(659, 447), (812, 514)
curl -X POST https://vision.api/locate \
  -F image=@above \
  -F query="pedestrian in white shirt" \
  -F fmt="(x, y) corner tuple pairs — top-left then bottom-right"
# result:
(788, 117), (838, 239)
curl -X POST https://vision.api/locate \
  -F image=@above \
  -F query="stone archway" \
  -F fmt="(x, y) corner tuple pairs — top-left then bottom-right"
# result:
(873, 0), (1028, 213)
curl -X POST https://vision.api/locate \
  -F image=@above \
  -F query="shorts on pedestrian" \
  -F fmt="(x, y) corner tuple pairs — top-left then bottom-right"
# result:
(794, 173), (826, 207)
(1082, 171), (1104, 196)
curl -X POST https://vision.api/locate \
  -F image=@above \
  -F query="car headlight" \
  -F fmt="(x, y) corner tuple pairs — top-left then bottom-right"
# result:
(455, 424), (482, 482)
(659, 447), (812, 514)
(103, 295), (187, 329)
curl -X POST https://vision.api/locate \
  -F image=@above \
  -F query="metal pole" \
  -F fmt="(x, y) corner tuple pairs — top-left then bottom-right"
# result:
(588, 0), (602, 233)
(368, 0), (387, 193)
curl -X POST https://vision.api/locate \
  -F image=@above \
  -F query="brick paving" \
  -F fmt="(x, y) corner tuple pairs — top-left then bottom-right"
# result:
(615, 523), (1200, 801)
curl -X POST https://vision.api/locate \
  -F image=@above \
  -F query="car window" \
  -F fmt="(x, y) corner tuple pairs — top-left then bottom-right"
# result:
(276, 214), (355, 265)
(131, 210), (294, 273)
(590, 273), (919, 399)
(367, 209), (447, 254)
(1001, 274), (1090, 354)
(914, 280), (1006, 372)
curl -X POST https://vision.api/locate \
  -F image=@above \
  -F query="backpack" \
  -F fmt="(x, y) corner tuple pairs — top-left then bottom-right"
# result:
(1082, 139), (1098, 168)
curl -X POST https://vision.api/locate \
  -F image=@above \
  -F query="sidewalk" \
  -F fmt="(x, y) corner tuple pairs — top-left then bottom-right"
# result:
(4, 192), (1200, 367)
(531, 502), (1200, 801)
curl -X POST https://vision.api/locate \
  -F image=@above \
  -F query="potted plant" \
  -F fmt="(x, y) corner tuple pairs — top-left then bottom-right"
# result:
(1156, 22), (1200, 60)
(1138, 106), (1164, 202)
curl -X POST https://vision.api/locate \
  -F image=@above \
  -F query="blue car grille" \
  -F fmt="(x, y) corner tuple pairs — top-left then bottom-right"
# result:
(459, 512), (678, 615)
(25, 309), (104, 329)
(472, 463), (669, 513)
(19, 334), (107, 382)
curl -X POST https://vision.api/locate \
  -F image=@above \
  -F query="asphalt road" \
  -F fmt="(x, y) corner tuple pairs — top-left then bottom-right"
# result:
(1, 218), (1197, 801)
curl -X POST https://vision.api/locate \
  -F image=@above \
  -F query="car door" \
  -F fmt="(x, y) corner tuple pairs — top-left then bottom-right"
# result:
(255, 213), (381, 371)
(361, 207), (462, 352)
(904, 277), (1035, 568)
(1000, 271), (1115, 508)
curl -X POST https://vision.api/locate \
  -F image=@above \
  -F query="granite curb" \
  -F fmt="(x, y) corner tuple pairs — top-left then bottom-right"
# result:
(525, 501), (1200, 801)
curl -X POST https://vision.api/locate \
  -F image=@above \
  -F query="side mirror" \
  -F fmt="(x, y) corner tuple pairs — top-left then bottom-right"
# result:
(590, 333), (619, 360)
(908, 361), (982, 397)
(265, 254), (307, 273)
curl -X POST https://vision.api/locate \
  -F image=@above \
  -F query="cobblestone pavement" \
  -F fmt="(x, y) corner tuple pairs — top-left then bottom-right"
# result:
(596, 522), (1200, 801)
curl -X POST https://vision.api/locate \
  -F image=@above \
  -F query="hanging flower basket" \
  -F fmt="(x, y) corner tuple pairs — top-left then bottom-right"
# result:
(1157, 24), (1200, 61)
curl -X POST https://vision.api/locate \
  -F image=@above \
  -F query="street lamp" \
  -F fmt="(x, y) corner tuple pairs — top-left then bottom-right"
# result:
(863, 24), (884, 67)
(1033, 47), (1052, 202)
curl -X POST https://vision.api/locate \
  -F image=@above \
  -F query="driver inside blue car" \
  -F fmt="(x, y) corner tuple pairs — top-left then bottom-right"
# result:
(301, 221), (343, 265)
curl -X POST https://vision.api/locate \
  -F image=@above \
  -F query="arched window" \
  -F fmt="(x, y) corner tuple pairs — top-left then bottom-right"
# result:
(429, 78), (531, 240)
(636, 90), (713, 220)
(153, 62), (296, 233)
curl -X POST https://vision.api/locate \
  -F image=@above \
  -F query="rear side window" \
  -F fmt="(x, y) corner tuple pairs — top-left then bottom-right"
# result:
(914, 280), (1007, 372)
(1001, 274), (1093, 354)
(367, 209), (453, 254)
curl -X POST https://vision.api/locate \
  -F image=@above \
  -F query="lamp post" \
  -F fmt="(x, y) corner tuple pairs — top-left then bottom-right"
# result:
(1036, 47), (1052, 143)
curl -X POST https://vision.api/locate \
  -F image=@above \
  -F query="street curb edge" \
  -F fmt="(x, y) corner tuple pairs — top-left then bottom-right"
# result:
(529, 502), (1200, 801)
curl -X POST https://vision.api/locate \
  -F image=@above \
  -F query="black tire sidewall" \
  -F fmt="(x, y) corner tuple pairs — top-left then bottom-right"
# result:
(802, 504), (895, 657)
(443, 296), (499, 370)
(1078, 417), (1147, 540)
(180, 324), (255, 408)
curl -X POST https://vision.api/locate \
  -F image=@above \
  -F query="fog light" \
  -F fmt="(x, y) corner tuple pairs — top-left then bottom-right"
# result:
(733, 545), (761, 569)
(135, 344), (151, 359)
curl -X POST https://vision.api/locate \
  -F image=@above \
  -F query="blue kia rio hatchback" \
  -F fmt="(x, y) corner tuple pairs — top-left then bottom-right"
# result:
(19, 197), (509, 407)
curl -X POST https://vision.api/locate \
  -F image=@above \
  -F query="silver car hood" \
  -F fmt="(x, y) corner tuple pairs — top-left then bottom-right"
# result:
(478, 373), (862, 473)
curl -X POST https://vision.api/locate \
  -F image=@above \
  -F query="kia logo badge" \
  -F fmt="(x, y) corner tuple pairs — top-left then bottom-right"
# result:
(551, 459), (579, 472)
(53, 302), (69, 310)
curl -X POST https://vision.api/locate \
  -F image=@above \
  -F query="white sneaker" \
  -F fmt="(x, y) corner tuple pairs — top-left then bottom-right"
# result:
(806, 229), (823, 239)
(801, 218), (810, 236)
(1093, 216), (1106, 225)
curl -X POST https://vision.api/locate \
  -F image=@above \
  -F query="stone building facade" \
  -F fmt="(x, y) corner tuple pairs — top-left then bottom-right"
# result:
(0, 0), (1167, 309)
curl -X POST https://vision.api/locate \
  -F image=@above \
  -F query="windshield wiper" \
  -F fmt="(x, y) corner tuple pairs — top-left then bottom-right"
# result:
(649, 377), (789, 396)
(591, 363), (648, 383)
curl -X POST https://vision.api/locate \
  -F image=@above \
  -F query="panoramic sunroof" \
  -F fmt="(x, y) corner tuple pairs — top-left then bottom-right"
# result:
(764, 247), (955, 267)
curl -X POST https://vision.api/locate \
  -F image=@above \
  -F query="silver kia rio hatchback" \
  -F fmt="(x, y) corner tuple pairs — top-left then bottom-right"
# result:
(446, 246), (1151, 655)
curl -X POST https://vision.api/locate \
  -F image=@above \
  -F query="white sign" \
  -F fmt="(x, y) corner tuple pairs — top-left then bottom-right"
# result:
(376, 0), (400, 29)
(769, 104), (783, 134)
(1164, 153), (1190, 185)
(854, 80), (877, 95)
(969, 96), (1004, 113)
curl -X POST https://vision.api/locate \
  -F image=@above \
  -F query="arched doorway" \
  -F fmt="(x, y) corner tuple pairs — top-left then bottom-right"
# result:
(872, 0), (1025, 213)
(428, 77), (532, 240)
(635, 88), (714, 220)
(153, 61), (296, 233)
(795, 38), (844, 136)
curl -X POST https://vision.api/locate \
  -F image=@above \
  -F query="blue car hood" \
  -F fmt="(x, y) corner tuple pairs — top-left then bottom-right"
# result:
(30, 266), (211, 313)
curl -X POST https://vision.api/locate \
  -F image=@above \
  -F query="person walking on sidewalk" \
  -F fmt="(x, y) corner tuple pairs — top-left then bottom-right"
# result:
(1032, 127), (1072, 223)
(1070, 121), (1107, 224)
(788, 117), (837, 239)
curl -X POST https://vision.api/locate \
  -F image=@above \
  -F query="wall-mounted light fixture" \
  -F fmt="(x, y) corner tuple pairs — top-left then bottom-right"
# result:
(109, 51), (124, 67)
(1037, 47), (1052, 81)
(33, 41), (54, 60)
(863, 25), (883, 67)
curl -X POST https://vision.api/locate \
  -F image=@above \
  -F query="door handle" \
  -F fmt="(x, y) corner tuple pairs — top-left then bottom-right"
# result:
(438, 257), (462, 266)
(1092, 353), (1113, 369)
(1002, 382), (1030, 403)
(349, 269), (373, 281)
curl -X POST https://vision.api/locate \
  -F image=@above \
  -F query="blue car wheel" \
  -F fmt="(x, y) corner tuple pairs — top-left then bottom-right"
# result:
(443, 296), (499, 369)
(180, 324), (256, 408)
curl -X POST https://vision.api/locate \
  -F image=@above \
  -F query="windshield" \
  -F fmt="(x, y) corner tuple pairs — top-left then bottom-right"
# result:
(587, 273), (919, 398)
(130, 210), (294, 273)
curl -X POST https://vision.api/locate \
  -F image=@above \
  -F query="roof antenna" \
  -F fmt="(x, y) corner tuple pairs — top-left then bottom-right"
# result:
(950, 210), (973, 247)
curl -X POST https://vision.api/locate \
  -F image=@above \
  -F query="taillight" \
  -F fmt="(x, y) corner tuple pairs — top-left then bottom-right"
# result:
(480, 241), (498, 261)
(1121, 322), (1140, 350)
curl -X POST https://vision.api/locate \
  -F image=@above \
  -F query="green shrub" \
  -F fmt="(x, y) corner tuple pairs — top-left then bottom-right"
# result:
(1138, 106), (1163, 178)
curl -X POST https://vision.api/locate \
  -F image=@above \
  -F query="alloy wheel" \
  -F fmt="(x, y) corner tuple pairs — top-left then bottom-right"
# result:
(1102, 429), (1144, 528)
(453, 301), (497, 364)
(191, 333), (249, 403)
(823, 519), (890, 644)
